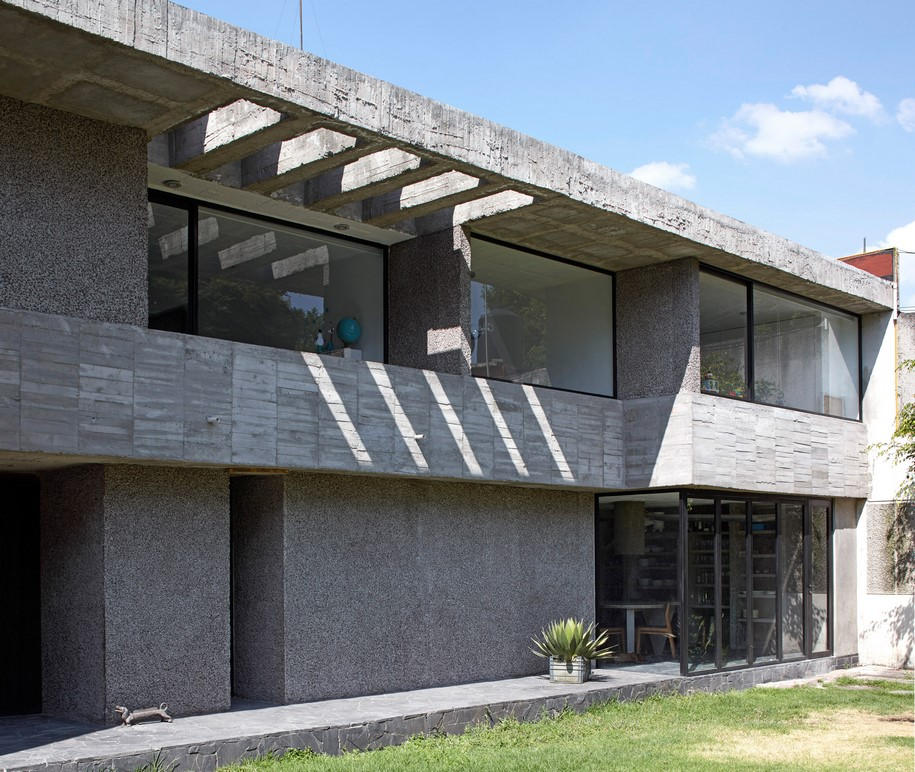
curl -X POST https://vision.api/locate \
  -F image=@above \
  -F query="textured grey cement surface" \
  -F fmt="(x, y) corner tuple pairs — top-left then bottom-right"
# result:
(0, 1), (894, 312)
(832, 498), (858, 657)
(388, 226), (471, 375)
(0, 308), (625, 490)
(622, 392), (869, 497)
(39, 466), (107, 723)
(865, 500), (915, 594)
(283, 474), (595, 702)
(897, 312), (915, 409)
(616, 259), (701, 399)
(231, 475), (286, 703)
(0, 655), (859, 771)
(103, 466), (232, 720)
(38, 465), (231, 724)
(0, 96), (147, 326)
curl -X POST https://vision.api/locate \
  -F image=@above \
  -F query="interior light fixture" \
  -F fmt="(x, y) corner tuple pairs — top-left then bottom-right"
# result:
(163, 179), (182, 189)
(333, 223), (349, 231)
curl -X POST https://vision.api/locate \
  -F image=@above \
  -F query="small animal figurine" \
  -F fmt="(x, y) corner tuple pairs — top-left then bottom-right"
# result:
(114, 703), (173, 726)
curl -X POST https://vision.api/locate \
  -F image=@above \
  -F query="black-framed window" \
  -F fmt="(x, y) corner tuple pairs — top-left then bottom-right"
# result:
(699, 268), (860, 420)
(469, 237), (615, 397)
(147, 192), (386, 361)
(595, 489), (833, 677)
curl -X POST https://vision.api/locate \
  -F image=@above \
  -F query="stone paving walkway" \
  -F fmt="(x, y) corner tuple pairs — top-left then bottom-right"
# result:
(0, 656), (863, 771)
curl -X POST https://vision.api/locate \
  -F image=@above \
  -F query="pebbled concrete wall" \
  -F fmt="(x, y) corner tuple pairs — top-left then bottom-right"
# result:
(616, 259), (700, 399)
(0, 96), (148, 326)
(102, 466), (231, 719)
(40, 465), (107, 722)
(388, 226), (472, 375)
(231, 475), (287, 703)
(282, 473), (594, 703)
(39, 464), (231, 722)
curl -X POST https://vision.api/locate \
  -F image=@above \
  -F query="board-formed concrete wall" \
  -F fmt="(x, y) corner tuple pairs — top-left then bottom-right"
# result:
(0, 96), (147, 326)
(281, 474), (594, 702)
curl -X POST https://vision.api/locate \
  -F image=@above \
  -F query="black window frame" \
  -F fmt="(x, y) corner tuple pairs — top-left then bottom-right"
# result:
(147, 189), (390, 363)
(468, 233), (617, 399)
(593, 487), (834, 677)
(699, 265), (862, 422)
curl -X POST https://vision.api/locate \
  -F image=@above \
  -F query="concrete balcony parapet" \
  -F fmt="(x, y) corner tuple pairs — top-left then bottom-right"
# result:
(0, 308), (624, 489)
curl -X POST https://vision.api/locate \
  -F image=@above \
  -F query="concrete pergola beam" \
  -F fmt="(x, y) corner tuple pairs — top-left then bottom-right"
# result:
(301, 150), (449, 213)
(171, 99), (322, 174)
(242, 130), (385, 194)
(0, 0), (894, 311)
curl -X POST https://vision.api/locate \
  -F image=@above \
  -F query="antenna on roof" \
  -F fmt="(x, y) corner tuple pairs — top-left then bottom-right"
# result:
(299, 0), (303, 49)
(863, 237), (866, 254)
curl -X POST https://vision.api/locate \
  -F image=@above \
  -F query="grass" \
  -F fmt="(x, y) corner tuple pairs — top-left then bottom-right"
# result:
(219, 676), (914, 771)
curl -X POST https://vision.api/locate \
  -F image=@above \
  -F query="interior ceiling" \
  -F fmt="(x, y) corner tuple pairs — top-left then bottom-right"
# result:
(0, 1), (892, 315)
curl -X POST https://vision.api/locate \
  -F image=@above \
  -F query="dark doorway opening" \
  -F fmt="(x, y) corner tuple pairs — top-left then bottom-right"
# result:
(0, 474), (41, 715)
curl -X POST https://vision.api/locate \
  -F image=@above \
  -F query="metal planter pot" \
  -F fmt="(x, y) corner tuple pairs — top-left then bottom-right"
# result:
(548, 656), (591, 684)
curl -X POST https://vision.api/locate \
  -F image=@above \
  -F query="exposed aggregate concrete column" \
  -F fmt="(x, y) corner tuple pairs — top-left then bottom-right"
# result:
(387, 226), (472, 375)
(0, 96), (148, 325)
(615, 258), (701, 398)
(39, 464), (231, 723)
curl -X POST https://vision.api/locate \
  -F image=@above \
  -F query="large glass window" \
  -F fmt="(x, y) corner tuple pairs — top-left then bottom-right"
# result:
(699, 269), (859, 419)
(147, 201), (190, 333)
(470, 239), (614, 396)
(148, 195), (385, 361)
(596, 491), (833, 676)
(753, 287), (859, 419)
(699, 273), (748, 399)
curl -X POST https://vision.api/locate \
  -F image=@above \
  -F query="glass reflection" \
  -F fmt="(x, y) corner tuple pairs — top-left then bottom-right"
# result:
(470, 239), (613, 395)
(780, 503), (805, 659)
(700, 272), (748, 399)
(686, 498), (716, 672)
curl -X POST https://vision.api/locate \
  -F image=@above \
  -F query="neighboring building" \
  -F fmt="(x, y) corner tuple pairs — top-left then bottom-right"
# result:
(839, 247), (915, 669)
(0, 0), (909, 725)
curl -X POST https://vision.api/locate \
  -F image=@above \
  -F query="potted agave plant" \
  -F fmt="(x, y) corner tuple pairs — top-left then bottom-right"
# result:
(531, 618), (615, 684)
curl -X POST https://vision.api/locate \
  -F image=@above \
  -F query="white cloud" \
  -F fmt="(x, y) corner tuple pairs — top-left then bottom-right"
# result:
(710, 103), (853, 163)
(790, 76), (884, 121)
(629, 161), (696, 192)
(880, 220), (915, 252)
(897, 98), (915, 132)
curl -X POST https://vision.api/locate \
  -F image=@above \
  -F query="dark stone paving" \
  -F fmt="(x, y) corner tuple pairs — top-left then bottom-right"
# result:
(0, 655), (858, 771)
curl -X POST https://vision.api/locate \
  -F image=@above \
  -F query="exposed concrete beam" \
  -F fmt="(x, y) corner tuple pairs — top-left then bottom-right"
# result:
(171, 100), (321, 174)
(407, 190), (537, 236)
(242, 130), (384, 194)
(300, 149), (450, 213)
(363, 172), (509, 228)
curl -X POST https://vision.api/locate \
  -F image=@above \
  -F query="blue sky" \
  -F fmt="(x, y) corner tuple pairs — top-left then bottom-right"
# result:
(178, 0), (914, 261)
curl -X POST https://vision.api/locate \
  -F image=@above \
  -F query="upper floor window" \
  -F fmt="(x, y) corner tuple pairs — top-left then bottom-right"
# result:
(470, 238), (614, 397)
(699, 269), (859, 419)
(147, 194), (384, 362)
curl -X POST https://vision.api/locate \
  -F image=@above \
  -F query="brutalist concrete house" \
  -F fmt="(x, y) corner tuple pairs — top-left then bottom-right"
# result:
(0, 0), (911, 725)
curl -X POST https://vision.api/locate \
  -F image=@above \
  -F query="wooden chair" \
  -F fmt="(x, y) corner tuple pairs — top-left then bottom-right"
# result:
(600, 626), (625, 651)
(636, 603), (677, 657)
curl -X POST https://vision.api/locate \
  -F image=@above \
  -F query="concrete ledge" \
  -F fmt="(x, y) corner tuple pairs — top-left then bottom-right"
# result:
(0, 655), (856, 771)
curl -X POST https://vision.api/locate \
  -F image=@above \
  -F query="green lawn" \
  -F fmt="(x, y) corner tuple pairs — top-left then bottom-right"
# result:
(220, 675), (914, 771)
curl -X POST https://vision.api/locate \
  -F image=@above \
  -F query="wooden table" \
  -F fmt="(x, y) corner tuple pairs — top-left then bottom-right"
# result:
(602, 601), (677, 653)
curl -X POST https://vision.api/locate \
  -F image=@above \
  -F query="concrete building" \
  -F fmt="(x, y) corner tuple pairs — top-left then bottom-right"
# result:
(0, 0), (910, 726)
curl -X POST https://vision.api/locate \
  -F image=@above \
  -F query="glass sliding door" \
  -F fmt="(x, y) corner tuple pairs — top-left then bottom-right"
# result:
(780, 502), (805, 659)
(686, 498), (716, 672)
(810, 501), (831, 654)
(750, 502), (778, 663)
(720, 500), (748, 668)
